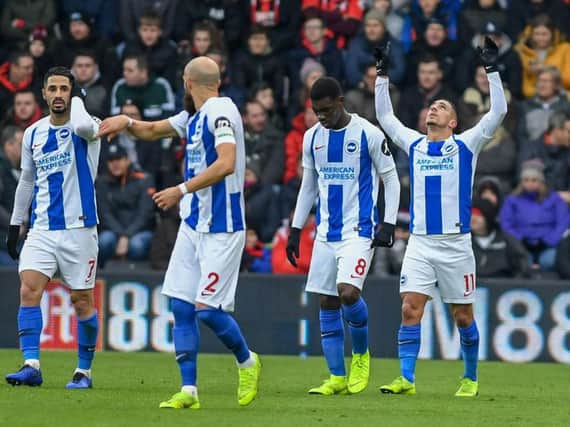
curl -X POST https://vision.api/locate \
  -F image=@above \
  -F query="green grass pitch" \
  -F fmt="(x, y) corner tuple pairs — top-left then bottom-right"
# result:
(0, 350), (567, 427)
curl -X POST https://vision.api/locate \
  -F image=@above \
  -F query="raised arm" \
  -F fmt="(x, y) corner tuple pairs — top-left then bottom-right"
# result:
(96, 114), (178, 141)
(70, 97), (99, 141)
(374, 43), (422, 153)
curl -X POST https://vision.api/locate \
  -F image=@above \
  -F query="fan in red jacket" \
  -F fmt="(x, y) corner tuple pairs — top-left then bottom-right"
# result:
(283, 99), (318, 184)
(272, 215), (316, 274)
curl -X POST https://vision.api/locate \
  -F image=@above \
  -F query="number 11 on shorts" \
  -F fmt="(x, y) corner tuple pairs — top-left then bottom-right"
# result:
(463, 273), (475, 297)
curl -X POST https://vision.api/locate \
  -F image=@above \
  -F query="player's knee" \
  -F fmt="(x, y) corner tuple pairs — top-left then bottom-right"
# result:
(19, 281), (43, 306)
(319, 295), (341, 310)
(71, 292), (94, 318)
(337, 284), (360, 306)
(453, 309), (473, 328)
(401, 301), (422, 323)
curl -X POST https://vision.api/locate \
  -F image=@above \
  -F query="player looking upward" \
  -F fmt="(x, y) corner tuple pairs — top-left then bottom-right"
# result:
(96, 56), (261, 409)
(287, 77), (400, 395)
(5, 67), (101, 389)
(374, 38), (507, 397)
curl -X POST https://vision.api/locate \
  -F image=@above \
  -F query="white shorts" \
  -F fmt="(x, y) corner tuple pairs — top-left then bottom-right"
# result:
(400, 233), (476, 304)
(161, 222), (245, 312)
(19, 227), (98, 290)
(306, 237), (373, 296)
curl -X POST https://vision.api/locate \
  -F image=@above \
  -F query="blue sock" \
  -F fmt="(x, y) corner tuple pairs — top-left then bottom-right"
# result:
(77, 311), (99, 370)
(320, 309), (346, 376)
(399, 324), (421, 383)
(171, 298), (199, 386)
(18, 306), (42, 361)
(197, 309), (250, 363)
(459, 321), (479, 381)
(342, 298), (368, 355)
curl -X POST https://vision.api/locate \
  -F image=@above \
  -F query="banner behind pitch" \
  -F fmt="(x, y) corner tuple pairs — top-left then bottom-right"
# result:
(0, 268), (568, 362)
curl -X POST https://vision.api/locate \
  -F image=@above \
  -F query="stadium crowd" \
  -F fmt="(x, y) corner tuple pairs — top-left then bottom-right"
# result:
(0, 0), (569, 279)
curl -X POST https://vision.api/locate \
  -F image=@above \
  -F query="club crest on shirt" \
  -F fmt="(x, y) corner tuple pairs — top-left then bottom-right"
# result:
(344, 140), (359, 155)
(58, 128), (70, 139)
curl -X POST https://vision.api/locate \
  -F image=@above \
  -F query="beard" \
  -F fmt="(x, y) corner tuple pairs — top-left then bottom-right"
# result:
(184, 92), (195, 115)
(50, 99), (68, 115)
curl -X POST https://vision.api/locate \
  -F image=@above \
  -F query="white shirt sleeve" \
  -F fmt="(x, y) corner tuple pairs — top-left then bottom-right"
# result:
(209, 114), (237, 147)
(10, 128), (35, 225)
(375, 77), (424, 155)
(167, 110), (189, 138)
(71, 97), (100, 142)
(380, 167), (400, 226)
(302, 127), (318, 170)
(291, 167), (318, 229)
(457, 72), (508, 154)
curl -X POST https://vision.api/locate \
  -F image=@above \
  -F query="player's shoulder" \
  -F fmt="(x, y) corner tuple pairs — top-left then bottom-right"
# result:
(303, 122), (322, 145)
(204, 97), (240, 126)
(23, 116), (49, 139)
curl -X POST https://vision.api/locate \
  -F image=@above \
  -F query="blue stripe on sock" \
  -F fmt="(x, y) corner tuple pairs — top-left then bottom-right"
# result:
(77, 311), (98, 370)
(398, 324), (421, 383)
(320, 309), (345, 376)
(342, 298), (368, 355)
(459, 321), (479, 381)
(18, 306), (42, 361)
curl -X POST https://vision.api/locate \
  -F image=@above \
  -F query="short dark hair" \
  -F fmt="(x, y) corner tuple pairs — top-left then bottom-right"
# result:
(123, 54), (148, 71)
(310, 77), (343, 101)
(242, 99), (265, 116)
(249, 25), (269, 38)
(1, 125), (21, 147)
(9, 51), (33, 66)
(249, 82), (272, 99)
(43, 66), (75, 88)
(139, 8), (162, 28)
(72, 50), (98, 64)
(418, 53), (441, 68)
(14, 88), (36, 100)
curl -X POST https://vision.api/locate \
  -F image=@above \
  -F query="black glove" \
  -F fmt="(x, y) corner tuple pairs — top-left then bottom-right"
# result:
(71, 84), (86, 101)
(6, 225), (20, 260)
(477, 36), (499, 73)
(373, 41), (391, 77)
(371, 223), (395, 248)
(285, 227), (301, 267)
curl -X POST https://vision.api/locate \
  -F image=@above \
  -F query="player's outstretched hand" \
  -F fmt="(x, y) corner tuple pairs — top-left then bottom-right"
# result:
(152, 186), (183, 211)
(371, 223), (395, 248)
(6, 225), (20, 260)
(286, 227), (301, 267)
(477, 36), (499, 73)
(96, 115), (130, 140)
(373, 41), (391, 77)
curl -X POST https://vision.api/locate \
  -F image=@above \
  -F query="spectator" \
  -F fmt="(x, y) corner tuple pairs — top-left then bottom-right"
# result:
(249, 82), (284, 131)
(58, 0), (118, 40)
(28, 25), (52, 79)
(0, 52), (36, 118)
(244, 166), (282, 243)
(288, 57), (325, 123)
(515, 14), (570, 99)
(345, 63), (397, 125)
(205, 48), (246, 110)
(175, 1), (247, 52)
(0, 0), (55, 51)
(96, 143), (156, 267)
(272, 214), (316, 274)
(367, 0), (405, 41)
(288, 14), (344, 92)
(71, 52), (108, 119)
(506, 0), (570, 42)
(556, 232), (570, 279)
(523, 112), (570, 203)
(249, 0), (302, 53)
(50, 12), (119, 89)
(119, 0), (177, 43)
(232, 26), (285, 105)
(241, 229), (272, 273)
(283, 99), (318, 185)
(302, 0), (364, 47)
(122, 10), (178, 87)
(471, 197), (530, 278)
(0, 89), (42, 130)
(455, 21), (522, 100)
(500, 159), (569, 272)
(461, 65), (514, 129)
(400, 0), (459, 52)
(397, 54), (456, 129)
(243, 100), (285, 185)
(149, 206), (180, 270)
(176, 20), (224, 70)
(517, 66), (570, 159)
(0, 126), (23, 265)
(110, 54), (175, 119)
(475, 176), (503, 210)
(457, 0), (507, 47)
(404, 16), (460, 86)
(345, 9), (405, 88)
(372, 212), (411, 276)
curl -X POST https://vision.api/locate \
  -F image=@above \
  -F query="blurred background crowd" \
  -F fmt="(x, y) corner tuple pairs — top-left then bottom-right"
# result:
(0, 0), (569, 279)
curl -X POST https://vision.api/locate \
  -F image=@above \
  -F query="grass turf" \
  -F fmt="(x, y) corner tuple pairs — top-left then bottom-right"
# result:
(0, 350), (566, 427)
